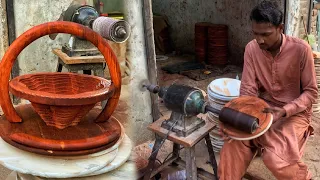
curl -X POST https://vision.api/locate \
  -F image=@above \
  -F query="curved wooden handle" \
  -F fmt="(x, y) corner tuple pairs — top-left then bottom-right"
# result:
(0, 21), (121, 123)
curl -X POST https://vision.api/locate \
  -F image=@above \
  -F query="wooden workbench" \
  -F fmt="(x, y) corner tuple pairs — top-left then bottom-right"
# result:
(53, 48), (105, 77)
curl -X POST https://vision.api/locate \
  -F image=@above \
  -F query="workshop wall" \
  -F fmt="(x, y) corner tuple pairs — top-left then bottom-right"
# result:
(13, 0), (74, 75)
(100, 0), (124, 13)
(299, 0), (310, 38)
(124, 0), (154, 145)
(0, 0), (8, 59)
(152, 0), (285, 65)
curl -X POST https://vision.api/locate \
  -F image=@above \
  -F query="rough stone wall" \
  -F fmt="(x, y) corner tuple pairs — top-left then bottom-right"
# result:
(152, 0), (285, 65)
(124, 0), (154, 145)
(13, 0), (76, 75)
(0, 0), (8, 59)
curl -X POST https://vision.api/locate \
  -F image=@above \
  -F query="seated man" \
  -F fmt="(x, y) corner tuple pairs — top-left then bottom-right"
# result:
(218, 1), (318, 179)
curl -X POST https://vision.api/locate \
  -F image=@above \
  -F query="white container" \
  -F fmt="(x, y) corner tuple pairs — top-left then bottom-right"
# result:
(206, 78), (241, 153)
(208, 78), (241, 97)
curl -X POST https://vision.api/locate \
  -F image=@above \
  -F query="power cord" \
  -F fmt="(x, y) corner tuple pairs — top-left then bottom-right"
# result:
(155, 159), (162, 165)
(148, 118), (179, 159)
(162, 146), (185, 164)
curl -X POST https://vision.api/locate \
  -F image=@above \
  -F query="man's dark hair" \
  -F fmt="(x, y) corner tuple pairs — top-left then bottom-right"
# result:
(250, 0), (283, 26)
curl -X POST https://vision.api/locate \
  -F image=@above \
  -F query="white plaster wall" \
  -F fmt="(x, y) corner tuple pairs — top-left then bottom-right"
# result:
(285, 0), (301, 36)
(124, 0), (154, 145)
(13, 0), (84, 75)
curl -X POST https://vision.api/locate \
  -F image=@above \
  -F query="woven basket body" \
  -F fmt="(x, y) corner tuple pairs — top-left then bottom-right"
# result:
(9, 72), (114, 129)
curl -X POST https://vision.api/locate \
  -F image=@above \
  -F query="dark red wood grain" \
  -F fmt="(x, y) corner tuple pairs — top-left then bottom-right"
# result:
(10, 130), (119, 151)
(0, 104), (122, 156)
(9, 72), (116, 128)
(0, 21), (121, 123)
(9, 72), (114, 106)
(1, 135), (119, 156)
(219, 96), (273, 139)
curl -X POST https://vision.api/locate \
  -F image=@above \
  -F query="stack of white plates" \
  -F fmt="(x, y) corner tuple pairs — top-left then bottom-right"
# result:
(206, 78), (241, 152)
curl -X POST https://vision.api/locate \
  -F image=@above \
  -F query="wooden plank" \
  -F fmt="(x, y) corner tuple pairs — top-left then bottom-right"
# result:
(185, 147), (197, 180)
(52, 48), (105, 64)
(148, 114), (215, 147)
(142, 0), (160, 121)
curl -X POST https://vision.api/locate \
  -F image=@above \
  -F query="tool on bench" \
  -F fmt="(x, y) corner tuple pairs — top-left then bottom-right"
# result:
(141, 82), (260, 136)
(50, 4), (131, 58)
(141, 81), (272, 180)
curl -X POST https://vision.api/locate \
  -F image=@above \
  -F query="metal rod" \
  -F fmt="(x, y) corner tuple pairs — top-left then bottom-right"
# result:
(205, 134), (219, 180)
(143, 135), (164, 180)
(205, 105), (221, 115)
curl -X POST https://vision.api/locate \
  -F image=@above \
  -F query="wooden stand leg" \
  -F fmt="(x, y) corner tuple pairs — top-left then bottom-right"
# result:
(170, 143), (180, 166)
(173, 143), (180, 158)
(143, 135), (164, 180)
(83, 70), (92, 75)
(56, 62), (63, 72)
(185, 146), (197, 180)
(205, 134), (218, 179)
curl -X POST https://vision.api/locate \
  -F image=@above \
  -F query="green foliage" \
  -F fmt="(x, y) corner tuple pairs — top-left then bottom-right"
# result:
(303, 34), (316, 45)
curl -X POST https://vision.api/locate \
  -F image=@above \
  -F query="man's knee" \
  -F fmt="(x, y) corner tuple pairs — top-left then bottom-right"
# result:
(262, 149), (302, 179)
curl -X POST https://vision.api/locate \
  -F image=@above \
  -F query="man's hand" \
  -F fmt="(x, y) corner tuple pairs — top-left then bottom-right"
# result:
(262, 107), (286, 121)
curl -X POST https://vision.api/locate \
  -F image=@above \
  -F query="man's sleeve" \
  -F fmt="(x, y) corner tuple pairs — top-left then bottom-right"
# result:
(240, 46), (259, 97)
(283, 45), (318, 117)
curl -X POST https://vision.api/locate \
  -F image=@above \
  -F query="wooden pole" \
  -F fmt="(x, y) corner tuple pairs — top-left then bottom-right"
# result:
(142, 0), (160, 121)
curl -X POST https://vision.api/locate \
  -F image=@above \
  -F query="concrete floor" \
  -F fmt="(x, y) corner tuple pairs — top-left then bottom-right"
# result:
(133, 54), (320, 180)
(1, 54), (320, 179)
(0, 166), (11, 180)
